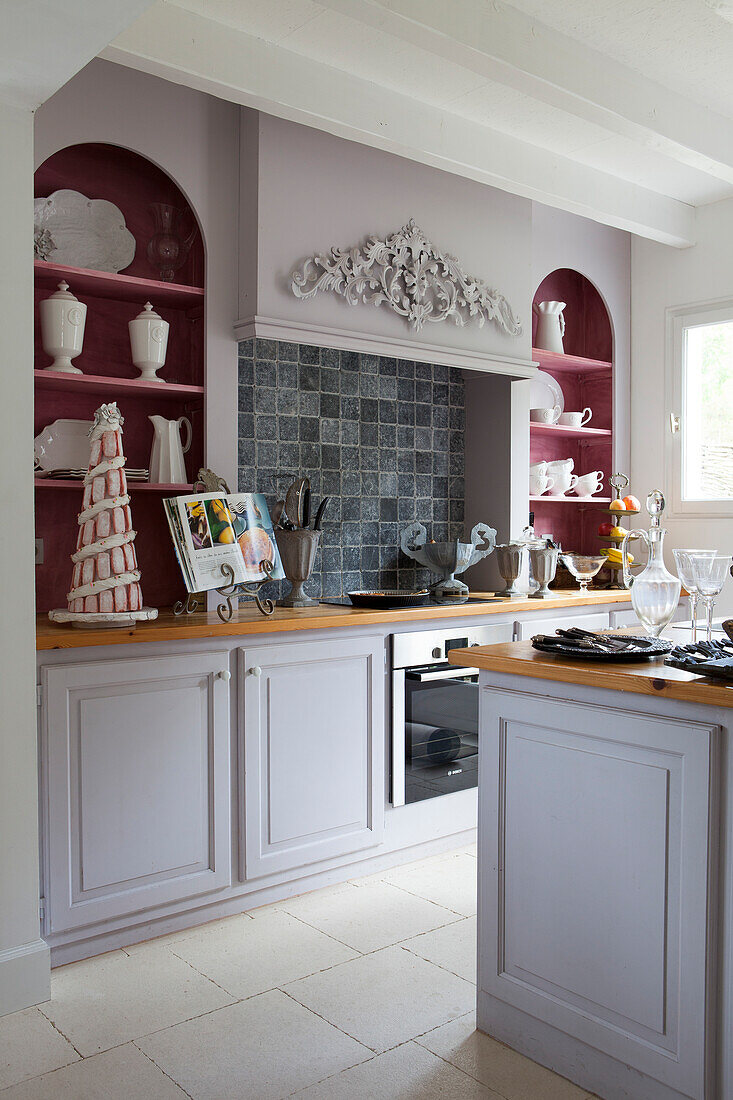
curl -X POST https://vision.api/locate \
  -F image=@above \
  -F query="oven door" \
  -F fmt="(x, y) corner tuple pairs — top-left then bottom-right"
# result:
(392, 664), (480, 806)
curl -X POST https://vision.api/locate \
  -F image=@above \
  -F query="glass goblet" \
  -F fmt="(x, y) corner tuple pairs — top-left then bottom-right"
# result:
(560, 553), (606, 594)
(672, 548), (717, 644)
(695, 554), (731, 642)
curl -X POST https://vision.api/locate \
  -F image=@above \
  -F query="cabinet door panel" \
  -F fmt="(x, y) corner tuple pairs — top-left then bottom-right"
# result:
(479, 686), (715, 1096)
(241, 635), (384, 879)
(44, 650), (231, 933)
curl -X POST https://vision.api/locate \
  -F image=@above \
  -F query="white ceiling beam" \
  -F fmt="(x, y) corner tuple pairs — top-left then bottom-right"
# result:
(103, 4), (694, 247)
(323, 0), (733, 185)
(0, 0), (156, 110)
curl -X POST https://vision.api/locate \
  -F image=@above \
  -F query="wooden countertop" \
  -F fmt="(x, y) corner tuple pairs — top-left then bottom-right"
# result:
(449, 636), (733, 708)
(36, 589), (631, 650)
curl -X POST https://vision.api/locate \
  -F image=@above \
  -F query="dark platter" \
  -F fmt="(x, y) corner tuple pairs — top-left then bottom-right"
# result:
(346, 589), (431, 609)
(531, 634), (673, 661)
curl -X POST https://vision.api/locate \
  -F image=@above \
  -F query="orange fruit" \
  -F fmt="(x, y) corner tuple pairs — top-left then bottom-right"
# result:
(609, 499), (627, 511)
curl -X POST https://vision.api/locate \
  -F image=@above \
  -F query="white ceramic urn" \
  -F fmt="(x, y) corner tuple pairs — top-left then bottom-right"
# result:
(39, 281), (87, 373)
(128, 301), (169, 382)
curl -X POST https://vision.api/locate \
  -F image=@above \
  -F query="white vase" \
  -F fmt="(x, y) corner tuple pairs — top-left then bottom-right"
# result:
(129, 301), (169, 382)
(149, 415), (192, 484)
(533, 300), (566, 353)
(39, 281), (87, 373)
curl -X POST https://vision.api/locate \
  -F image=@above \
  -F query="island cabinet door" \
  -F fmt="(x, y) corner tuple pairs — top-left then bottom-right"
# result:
(43, 651), (232, 934)
(239, 635), (385, 880)
(479, 686), (717, 1099)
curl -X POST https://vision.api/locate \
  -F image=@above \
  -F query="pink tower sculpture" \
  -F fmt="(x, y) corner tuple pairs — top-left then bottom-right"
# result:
(48, 402), (158, 627)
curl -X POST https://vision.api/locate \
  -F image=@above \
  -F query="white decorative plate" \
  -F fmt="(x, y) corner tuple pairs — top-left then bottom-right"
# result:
(34, 190), (136, 273)
(34, 419), (92, 471)
(530, 369), (564, 414)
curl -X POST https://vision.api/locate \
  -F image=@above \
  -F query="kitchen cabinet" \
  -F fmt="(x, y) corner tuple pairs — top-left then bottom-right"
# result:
(240, 634), (384, 879)
(41, 649), (231, 935)
(513, 609), (610, 640)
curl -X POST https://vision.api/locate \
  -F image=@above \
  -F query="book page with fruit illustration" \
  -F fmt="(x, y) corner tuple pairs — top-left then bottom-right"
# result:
(165, 492), (283, 592)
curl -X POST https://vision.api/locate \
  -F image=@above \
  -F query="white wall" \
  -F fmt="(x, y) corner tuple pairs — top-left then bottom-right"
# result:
(0, 100), (50, 1015)
(631, 198), (733, 612)
(34, 59), (241, 489)
(247, 112), (533, 365)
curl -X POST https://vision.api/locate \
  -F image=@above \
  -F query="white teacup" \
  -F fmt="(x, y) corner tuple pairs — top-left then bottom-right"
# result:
(558, 408), (592, 428)
(530, 405), (561, 425)
(530, 460), (548, 476)
(546, 457), (574, 471)
(529, 473), (555, 496)
(547, 472), (578, 496)
(573, 471), (604, 496)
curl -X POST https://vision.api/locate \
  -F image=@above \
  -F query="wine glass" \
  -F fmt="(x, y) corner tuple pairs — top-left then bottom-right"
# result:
(560, 553), (606, 594)
(694, 554), (731, 642)
(672, 549), (717, 644)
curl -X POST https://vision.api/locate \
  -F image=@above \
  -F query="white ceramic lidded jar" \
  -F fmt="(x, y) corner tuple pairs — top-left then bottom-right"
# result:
(128, 301), (169, 382)
(39, 281), (87, 373)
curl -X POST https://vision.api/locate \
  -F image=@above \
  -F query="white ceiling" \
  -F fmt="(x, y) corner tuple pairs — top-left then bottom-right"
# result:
(99, 0), (733, 245)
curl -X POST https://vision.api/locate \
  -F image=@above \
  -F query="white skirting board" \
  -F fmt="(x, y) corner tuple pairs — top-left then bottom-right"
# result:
(0, 939), (50, 1017)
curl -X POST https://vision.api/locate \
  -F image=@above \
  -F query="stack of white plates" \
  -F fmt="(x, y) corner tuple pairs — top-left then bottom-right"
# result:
(36, 468), (150, 481)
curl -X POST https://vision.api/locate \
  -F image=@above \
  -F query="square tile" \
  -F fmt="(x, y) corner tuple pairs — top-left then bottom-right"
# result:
(277, 880), (461, 953)
(0, 1006), (78, 1090)
(286, 945), (474, 1053)
(136, 989), (371, 1100)
(168, 909), (357, 998)
(417, 1015), (592, 1100)
(384, 851), (477, 916)
(42, 947), (234, 1055)
(292, 1040), (501, 1098)
(0, 1043), (186, 1099)
(403, 916), (477, 983)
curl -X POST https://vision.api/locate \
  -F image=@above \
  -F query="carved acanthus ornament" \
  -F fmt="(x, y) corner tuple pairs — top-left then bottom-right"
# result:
(291, 219), (522, 337)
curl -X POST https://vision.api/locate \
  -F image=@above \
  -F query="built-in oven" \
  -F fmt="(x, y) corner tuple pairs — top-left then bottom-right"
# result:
(391, 622), (514, 806)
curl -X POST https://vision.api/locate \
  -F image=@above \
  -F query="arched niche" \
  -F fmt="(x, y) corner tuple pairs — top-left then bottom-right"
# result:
(532, 268), (613, 363)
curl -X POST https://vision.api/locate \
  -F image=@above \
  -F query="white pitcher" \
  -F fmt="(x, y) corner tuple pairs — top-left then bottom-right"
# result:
(533, 300), (566, 353)
(149, 415), (192, 484)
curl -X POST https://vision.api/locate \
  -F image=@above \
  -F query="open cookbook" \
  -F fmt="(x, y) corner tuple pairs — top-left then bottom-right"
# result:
(164, 492), (284, 594)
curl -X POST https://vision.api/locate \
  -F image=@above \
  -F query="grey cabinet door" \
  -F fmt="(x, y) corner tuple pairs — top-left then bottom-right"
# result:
(43, 650), (232, 934)
(240, 634), (385, 879)
(478, 685), (717, 1098)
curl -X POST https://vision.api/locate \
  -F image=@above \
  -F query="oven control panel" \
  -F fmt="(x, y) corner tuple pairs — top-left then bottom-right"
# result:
(392, 622), (513, 670)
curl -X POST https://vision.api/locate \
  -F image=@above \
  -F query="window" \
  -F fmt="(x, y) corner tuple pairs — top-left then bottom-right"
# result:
(668, 302), (733, 515)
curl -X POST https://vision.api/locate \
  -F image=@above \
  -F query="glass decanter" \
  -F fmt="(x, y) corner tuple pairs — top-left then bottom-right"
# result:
(147, 203), (198, 282)
(620, 490), (681, 636)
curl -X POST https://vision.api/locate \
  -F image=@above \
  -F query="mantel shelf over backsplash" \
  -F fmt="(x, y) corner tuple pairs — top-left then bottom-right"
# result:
(234, 315), (536, 379)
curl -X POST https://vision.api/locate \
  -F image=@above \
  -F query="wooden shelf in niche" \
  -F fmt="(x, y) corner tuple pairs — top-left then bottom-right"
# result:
(35, 479), (195, 492)
(35, 370), (204, 401)
(530, 422), (612, 439)
(529, 495), (612, 504)
(34, 261), (204, 310)
(532, 347), (612, 374)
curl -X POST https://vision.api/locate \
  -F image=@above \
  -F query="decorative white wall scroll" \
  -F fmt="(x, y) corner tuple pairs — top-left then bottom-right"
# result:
(291, 219), (522, 337)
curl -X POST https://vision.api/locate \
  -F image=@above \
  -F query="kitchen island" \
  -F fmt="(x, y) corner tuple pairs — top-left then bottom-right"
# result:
(449, 638), (733, 1100)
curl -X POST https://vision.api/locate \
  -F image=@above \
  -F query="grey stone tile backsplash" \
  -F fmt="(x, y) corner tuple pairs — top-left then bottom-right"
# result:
(237, 338), (465, 599)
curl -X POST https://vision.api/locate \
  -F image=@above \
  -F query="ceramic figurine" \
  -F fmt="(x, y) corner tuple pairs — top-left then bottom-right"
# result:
(48, 403), (157, 628)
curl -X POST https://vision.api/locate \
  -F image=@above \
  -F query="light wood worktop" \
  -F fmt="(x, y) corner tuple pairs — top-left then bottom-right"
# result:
(36, 589), (630, 650)
(449, 636), (733, 708)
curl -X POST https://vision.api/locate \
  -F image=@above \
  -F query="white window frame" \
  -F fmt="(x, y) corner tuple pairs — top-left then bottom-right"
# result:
(666, 297), (733, 518)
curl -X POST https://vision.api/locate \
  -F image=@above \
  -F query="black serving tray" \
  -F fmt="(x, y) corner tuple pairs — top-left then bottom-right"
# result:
(532, 634), (673, 661)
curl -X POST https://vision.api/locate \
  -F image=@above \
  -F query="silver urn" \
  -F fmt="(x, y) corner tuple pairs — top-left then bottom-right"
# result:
(399, 521), (497, 599)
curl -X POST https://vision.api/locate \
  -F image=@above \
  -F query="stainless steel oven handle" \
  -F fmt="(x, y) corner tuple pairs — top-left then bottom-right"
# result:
(406, 667), (480, 682)
(391, 668), (406, 808)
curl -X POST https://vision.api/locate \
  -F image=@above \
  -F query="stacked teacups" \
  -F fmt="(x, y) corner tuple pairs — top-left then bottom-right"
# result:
(529, 461), (554, 496)
(546, 458), (577, 496)
(573, 471), (604, 497)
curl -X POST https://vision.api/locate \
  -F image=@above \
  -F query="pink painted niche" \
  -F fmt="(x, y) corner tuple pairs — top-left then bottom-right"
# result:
(530, 268), (615, 567)
(34, 143), (206, 613)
